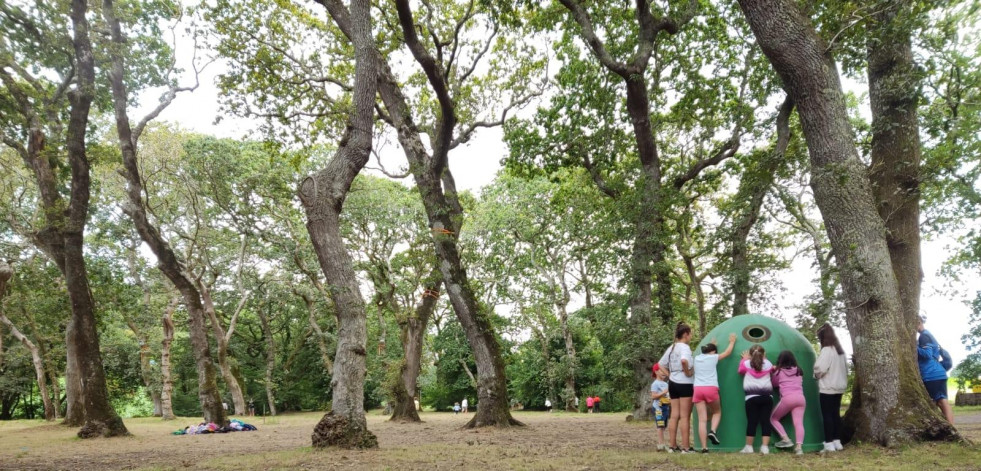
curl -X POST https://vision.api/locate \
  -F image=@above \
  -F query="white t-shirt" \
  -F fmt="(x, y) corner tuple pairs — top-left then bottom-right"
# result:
(693, 353), (720, 387)
(658, 342), (694, 384)
(650, 379), (669, 411)
(545, 399), (551, 407)
(462, 398), (468, 408)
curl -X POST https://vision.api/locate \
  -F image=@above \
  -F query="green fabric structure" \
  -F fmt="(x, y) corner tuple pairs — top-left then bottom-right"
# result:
(692, 314), (824, 452)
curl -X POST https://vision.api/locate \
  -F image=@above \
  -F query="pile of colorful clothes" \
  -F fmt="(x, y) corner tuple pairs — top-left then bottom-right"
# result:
(172, 419), (258, 435)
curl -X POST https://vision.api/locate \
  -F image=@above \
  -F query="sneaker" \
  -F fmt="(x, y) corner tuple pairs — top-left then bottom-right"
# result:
(700, 449), (709, 454)
(683, 447), (696, 454)
(774, 438), (794, 449)
(739, 445), (754, 454)
(820, 442), (835, 453)
(833, 439), (843, 451)
(708, 430), (720, 445)
(760, 445), (770, 455)
(795, 445), (803, 455)
(668, 447), (680, 453)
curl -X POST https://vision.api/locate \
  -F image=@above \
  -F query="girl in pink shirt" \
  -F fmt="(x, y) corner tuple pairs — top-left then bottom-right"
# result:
(770, 350), (806, 454)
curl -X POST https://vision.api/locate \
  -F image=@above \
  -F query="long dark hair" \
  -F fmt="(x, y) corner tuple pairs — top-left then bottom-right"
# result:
(675, 322), (691, 340)
(749, 345), (766, 372)
(817, 323), (844, 354)
(775, 350), (802, 376)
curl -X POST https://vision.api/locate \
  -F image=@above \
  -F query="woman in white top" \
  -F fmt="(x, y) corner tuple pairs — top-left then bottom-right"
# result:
(658, 322), (695, 453)
(813, 323), (848, 452)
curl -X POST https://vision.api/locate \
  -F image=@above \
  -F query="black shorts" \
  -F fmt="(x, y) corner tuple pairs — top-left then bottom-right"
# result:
(668, 381), (694, 399)
(924, 379), (948, 401)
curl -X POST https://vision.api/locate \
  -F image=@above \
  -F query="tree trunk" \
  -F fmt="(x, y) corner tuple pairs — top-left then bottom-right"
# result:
(735, 0), (958, 444)
(866, 2), (922, 329)
(47, 363), (61, 419)
(390, 273), (440, 422)
(102, 0), (226, 427)
(200, 281), (248, 415)
(730, 97), (794, 316)
(304, 0), (377, 449)
(0, 264), (54, 421)
(62, 340), (84, 426)
(258, 302), (278, 416)
(315, 0), (520, 428)
(62, 1), (128, 437)
(160, 295), (178, 420)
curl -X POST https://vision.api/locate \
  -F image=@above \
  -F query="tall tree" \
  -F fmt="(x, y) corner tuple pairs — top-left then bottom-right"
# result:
(301, 0), (378, 448)
(735, 0), (958, 444)
(0, 0), (128, 437)
(100, 0), (227, 425)
(552, 0), (748, 419)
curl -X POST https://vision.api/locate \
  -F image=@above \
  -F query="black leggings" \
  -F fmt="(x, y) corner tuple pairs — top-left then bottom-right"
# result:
(820, 393), (843, 442)
(745, 395), (773, 437)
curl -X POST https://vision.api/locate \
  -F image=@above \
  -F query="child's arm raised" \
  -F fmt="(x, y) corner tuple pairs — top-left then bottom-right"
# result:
(718, 333), (738, 360)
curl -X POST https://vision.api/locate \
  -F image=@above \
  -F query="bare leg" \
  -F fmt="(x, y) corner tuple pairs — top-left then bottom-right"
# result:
(679, 397), (693, 449)
(695, 401), (708, 449)
(938, 399), (954, 425)
(667, 398), (681, 449)
(709, 401), (722, 434)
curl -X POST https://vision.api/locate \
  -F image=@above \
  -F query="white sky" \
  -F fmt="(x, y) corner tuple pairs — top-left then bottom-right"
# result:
(139, 24), (977, 376)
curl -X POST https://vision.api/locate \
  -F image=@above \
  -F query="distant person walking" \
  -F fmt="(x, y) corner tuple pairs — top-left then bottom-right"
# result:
(453, 402), (461, 414)
(814, 324), (848, 452)
(917, 317), (954, 424)
(658, 322), (695, 453)
(462, 398), (469, 413)
(545, 398), (552, 412)
(586, 396), (595, 413)
(248, 398), (255, 417)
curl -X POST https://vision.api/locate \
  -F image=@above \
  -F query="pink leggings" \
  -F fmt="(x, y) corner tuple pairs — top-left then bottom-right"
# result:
(770, 394), (806, 444)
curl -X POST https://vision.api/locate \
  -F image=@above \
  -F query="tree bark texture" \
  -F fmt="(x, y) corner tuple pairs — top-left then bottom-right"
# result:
(389, 270), (440, 422)
(303, 0), (377, 449)
(102, 0), (226, 427)
(160, 295), (178, 420)
(735, 0), (958, 444)
(866, 2), (922, 329)
(258, 302), (278, 416)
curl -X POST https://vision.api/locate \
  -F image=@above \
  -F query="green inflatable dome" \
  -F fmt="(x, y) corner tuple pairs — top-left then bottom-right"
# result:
(692, 314), (823, 453)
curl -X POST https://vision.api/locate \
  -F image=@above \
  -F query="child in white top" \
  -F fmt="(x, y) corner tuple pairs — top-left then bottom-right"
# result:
(692, 333), (736, 452)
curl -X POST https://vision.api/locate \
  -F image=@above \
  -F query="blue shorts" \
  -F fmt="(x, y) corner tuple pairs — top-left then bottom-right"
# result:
(654, 403), (671, 429)
(924, 379), (948, 401)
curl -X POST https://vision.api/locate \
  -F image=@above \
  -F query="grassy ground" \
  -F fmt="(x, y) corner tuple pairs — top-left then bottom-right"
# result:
(0, 407), (977, 470)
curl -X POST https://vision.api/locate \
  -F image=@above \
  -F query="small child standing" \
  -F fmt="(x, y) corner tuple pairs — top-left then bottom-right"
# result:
(692, 333), (737, 453)
(453, 402), (461, 414)
(770, 350), (807, 455)
(738, 345), (774, 454)
(650, 363), (672, 451)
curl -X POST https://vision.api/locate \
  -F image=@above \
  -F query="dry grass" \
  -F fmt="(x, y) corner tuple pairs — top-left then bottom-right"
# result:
(0, 409), (978, 470)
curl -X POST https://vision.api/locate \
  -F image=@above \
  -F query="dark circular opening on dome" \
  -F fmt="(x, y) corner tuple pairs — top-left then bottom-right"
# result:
(742, 325), (771, 343)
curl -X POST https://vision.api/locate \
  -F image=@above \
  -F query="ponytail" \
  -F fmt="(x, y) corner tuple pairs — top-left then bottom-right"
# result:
(675, 322), (691, 340)
(750, 345), (765, 372)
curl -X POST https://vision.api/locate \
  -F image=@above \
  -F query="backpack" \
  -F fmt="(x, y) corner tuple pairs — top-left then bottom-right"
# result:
(939, 347), (953, 372)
